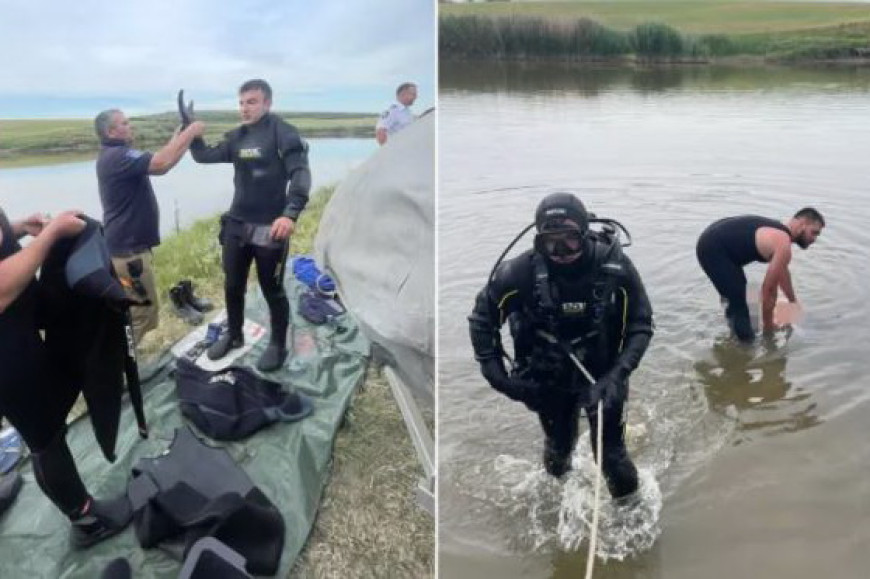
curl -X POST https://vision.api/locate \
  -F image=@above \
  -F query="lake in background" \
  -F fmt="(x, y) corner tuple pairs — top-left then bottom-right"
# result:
(0, 138), (376, 234)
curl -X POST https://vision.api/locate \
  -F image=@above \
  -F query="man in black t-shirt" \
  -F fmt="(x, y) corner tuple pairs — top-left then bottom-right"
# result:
(94, 109), (204, 343)
(190, 79), (311, 372)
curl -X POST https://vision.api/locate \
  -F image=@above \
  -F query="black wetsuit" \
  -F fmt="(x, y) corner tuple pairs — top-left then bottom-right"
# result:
(190, 113), (311, 344)
(468, 237), (653, 498)
(0, 209), (89, 516)
(696, 215), (790, 342)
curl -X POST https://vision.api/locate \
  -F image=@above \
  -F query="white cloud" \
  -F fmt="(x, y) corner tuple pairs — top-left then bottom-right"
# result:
(0, 0), (434, 113)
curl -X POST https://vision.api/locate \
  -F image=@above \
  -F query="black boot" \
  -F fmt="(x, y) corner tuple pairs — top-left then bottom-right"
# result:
(100, 558), (132, 579)
(207, 332), (244, 361)
(70, 493), (133, 549)
(169, 285), (204, 325)
(179, 280), (214, 313)
(543, 441), (571, 478)
(257, 342), (288, 372)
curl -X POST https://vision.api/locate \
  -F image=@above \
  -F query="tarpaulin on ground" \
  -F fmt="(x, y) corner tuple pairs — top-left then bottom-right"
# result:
(0, 275), (369, 578)
(314, 112), (434, 407)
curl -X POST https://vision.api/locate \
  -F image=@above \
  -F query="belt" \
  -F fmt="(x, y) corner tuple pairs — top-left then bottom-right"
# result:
(112, 248), (151, 258)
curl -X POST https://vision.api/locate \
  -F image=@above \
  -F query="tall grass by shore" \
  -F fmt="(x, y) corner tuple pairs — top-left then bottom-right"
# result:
(440, 14), (870, 61)
(0, 112), (377, 164)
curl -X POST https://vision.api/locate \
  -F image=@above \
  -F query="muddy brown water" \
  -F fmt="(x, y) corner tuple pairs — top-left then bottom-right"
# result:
(439, 62), (870, 579)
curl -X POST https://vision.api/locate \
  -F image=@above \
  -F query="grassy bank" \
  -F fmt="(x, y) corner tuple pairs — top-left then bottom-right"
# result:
(138, 187), (433, 577)
(440, 1), (870, 62)
(0, 112), (376, 165)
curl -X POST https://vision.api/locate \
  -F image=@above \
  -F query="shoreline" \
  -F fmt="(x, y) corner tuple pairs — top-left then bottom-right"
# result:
(440, 54), (870, 67)
(0, 114), (376, 168)
(0, 129), (374, 169)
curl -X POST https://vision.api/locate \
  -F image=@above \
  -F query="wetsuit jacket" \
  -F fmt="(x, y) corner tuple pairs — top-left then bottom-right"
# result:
(39, 219), (143, 461)
(469, 239), (653, 388)
(0, 210), (72, 452)
(128, 426), (285, 575)
(190, 113), (311, 224)
(0, 212), (140, 458)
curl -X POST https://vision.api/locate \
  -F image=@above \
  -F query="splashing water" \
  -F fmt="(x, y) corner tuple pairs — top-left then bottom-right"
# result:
(492, 453), (663, 559)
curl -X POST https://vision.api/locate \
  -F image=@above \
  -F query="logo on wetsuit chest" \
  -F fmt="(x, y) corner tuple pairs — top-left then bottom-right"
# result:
(239, 147), (263, 159)
(562, 301), (587, 315)
(209, 372), (238, 386)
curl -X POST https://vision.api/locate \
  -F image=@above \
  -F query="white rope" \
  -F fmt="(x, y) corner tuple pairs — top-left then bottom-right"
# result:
(585, 399), (603, 579)
(535, 330), (605, 577)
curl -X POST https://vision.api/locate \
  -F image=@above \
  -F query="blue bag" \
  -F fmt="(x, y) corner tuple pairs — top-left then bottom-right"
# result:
(292, 256), (336, 295)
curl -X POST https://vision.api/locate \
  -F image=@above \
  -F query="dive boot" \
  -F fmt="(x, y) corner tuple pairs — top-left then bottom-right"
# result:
(100, 558), (132, 579)
(207, 333), (244, 361)
(179, 280), (214, 313)
(612, 488), (642, 510)
(70, 493), (133, 549)
(169, 285), (204, 325)
(543, 442), (571, 478)
(256, 342), (288, 372)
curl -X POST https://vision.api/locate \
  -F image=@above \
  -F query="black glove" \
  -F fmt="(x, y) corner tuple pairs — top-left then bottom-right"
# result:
(177, 89), (195, 129)
(590, 369), (628, 410)
(480, 358), (539, 405)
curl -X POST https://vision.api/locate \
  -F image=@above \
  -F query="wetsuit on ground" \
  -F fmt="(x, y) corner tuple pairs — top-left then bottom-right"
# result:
(190, 113), (311, 348)
(468, 236), (653, 498)
(696, 215), (790, 342)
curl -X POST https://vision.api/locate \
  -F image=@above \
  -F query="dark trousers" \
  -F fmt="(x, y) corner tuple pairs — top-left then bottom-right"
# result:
(222, 238), (290, 346)
(696, 238), (754, 342)
(536, 391), (638, 498)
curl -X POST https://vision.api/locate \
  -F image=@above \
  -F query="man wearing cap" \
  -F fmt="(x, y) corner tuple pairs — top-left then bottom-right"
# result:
(467, 193), (654, 501)
(94, 108), (205, 344)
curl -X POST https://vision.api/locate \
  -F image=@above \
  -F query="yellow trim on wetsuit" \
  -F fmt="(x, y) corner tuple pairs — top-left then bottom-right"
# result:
(497, 290), (519, 325)
(617, 286), (628, 352)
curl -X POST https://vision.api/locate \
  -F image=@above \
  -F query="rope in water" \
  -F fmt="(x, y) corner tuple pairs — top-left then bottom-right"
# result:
(535, 330), (605, 578)
(585, 399), (603, 579)
(559, 346), (603, 579)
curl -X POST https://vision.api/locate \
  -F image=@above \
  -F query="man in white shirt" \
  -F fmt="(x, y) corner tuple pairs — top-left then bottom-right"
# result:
(376, 82), (417, 145)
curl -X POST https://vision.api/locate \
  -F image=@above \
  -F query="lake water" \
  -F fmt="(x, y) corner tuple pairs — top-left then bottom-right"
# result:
(0, 138), (376, 234)
(439, 62), (870, 579)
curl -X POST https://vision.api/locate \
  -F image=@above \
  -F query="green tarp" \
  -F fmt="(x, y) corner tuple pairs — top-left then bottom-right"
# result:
(0, 275), (369, 578)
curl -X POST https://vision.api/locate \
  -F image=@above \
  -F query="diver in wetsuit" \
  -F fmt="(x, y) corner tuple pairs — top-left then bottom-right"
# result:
(189, 79), (311, 372)
(0, 208), (132, 548)
(696, 209), (824, 343)
(468, 193), (654, 500)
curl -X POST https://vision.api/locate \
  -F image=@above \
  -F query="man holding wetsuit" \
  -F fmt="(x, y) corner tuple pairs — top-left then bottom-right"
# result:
(468, 193), (654, 501)
(190, 79), (311, 372)
(94, 108), (205, 344)
(0, 209), (131, 548)
(696, 208), (825, 343)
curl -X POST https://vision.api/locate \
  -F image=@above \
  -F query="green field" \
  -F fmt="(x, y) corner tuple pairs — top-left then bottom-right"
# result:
(0, 112), (377, 166)
(441, 1), (870, 34)
(440, 1), (870, 60)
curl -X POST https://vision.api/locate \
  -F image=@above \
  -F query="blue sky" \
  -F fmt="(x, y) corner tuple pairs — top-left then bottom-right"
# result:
(0, 0), (435, 118)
